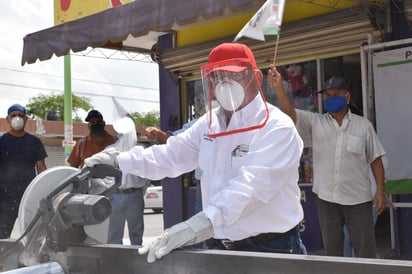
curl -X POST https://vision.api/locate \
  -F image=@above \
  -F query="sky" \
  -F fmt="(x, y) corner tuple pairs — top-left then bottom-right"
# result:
(0, 1), (160, 124)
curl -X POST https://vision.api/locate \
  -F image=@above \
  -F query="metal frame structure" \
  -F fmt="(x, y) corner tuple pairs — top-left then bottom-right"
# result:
(360, 36), (412, 253)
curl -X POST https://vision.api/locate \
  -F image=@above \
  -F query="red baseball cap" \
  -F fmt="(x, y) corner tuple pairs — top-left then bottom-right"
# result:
(206, 43), (258, 73)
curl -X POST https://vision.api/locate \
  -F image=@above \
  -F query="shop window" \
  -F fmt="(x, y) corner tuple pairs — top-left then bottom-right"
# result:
(181, 79), (204, 188)
(261, 61), (318, 113)
(184, 79), (204, 124)
(262, 60), (318, 185)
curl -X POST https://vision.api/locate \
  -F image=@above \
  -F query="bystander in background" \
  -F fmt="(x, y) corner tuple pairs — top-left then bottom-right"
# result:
(0, 103), (47, 238)
(269, 69), (386, 258)
(105, 117), (151, 246)
(67, 110), (115, 168)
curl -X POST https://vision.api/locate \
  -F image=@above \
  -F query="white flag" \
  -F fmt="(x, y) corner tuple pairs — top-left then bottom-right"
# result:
(111, 97), (137, 151)
(234, 0), (285, 41)
(112, 96), (130, 121)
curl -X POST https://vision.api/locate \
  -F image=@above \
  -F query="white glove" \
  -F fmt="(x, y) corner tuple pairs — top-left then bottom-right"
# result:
(138, 212), (213, 263)
(84, 148), (120, 168)
(88, 177), (114, 194)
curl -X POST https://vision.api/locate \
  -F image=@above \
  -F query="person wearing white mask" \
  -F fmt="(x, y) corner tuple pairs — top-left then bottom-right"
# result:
(0, 103), (47, 238)
(84, 43), (306, 262)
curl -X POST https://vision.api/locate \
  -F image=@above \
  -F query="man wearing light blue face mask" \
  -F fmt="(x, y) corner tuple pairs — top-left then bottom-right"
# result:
(269, 68), (386, 259)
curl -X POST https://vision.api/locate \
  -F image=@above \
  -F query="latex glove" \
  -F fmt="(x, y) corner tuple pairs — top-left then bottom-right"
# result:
(138, 212), (213, 263)
(84, 148), (120, 168)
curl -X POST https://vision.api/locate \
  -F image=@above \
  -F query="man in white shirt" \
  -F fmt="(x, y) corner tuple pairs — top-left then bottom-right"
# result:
(85, 43), (305, 262)
(105, 117), (151, 246)
(269, 67), (386, 258)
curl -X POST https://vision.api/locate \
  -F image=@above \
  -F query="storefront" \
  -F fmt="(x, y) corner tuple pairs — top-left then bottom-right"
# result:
(21, 0), (412, 253)
(158, 4), (384, 251)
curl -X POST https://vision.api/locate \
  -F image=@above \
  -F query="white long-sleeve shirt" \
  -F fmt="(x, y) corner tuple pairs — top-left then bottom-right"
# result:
(117, 95), (304, 241)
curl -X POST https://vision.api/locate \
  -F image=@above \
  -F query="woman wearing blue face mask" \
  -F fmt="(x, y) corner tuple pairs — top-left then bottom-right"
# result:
(269, 69), (386, 259)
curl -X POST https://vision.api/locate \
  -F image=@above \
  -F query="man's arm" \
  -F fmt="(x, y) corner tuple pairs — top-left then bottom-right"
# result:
(35, 159), (47, 174)
(145, 127), (171, 144)
(66, 139), (84, 168)
(268, 65), (297, 123)
(371, 156), (386, 215)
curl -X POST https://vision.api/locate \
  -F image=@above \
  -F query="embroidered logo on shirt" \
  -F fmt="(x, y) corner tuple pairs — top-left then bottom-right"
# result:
(203, 133), (215, 142)
(231, 144), (249, 157)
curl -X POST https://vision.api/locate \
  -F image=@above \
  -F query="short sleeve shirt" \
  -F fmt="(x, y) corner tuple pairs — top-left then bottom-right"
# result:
(0, 133), (48, 197)
(68, 132), (115, 168)
(296, 109), (385, 205)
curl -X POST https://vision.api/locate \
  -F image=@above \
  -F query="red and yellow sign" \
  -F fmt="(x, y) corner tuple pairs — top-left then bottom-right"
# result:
(54, 0), (134, 25)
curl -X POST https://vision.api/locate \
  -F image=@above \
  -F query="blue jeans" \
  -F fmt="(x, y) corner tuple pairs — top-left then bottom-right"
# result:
(212, 228), (307, 255)
(194, 182), (202, 214)
(0, 196), (19, 239)
(107, 189), (144, 245)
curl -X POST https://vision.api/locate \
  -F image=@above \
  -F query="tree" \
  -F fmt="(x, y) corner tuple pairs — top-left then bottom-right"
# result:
(130, 110), (160, 127)
(26, 93), (93, 122)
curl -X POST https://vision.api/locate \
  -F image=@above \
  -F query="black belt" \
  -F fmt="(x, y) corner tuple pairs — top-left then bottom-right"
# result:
(221, 225), (299, 250)
(115, 187), (140, 194)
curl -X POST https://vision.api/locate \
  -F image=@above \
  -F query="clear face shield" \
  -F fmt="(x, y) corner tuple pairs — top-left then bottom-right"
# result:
(201, 58), (269, 138)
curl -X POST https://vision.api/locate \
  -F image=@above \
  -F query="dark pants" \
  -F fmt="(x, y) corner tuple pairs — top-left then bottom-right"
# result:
(315, 196), (376, 258)
(211, 226), (306, 254)
(0, 196), (20, 239)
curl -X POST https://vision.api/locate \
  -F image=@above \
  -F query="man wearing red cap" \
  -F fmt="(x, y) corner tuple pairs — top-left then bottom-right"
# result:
(85, 43), (306, 262)
(0, 103), (47, 238)
(269, 67), (386, 258)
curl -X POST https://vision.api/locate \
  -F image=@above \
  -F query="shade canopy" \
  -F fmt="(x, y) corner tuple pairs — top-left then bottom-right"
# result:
(22, 0), (262, 65)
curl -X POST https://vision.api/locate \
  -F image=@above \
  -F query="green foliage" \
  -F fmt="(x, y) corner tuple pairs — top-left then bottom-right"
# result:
(131, 110), (160, 127)
(25, 93), (93, 121)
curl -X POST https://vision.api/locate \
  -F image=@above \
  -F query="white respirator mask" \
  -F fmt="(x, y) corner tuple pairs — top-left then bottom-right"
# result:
(11, 116), (24, 130)
(201, 55), (269, 138)
(214, 80), (245, 111)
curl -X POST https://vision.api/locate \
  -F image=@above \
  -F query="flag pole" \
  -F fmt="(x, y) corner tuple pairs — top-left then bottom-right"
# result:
(233, 0), (285, 64)
(273, 35), (280, 64)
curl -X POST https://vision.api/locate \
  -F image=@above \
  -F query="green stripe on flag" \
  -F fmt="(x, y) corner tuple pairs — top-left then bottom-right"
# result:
(263, 29), (280, 35)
